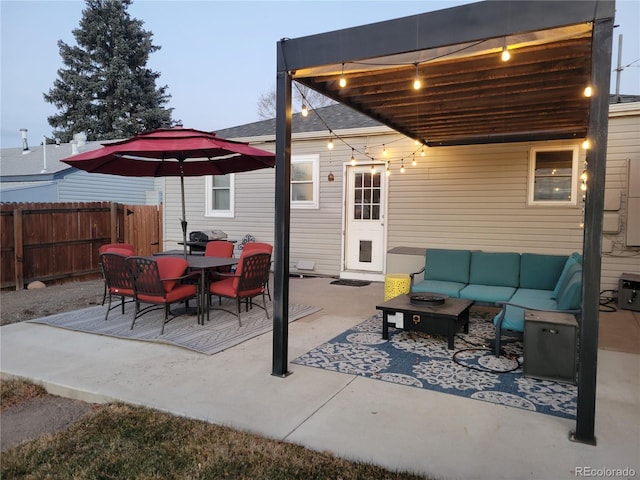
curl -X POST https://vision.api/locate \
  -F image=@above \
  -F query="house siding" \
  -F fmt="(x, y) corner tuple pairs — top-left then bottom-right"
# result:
(58, 171), (160, 204)
(163, 103), (640, 291)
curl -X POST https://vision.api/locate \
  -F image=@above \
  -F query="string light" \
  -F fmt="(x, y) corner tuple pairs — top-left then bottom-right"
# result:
(421, 146), (426, 157)
(371, 161), (377, 175)
(501, 37), (510, 62)
(582, 139), (591, 150)
(382, 144), (388, 156)
(584, 85), (593, 97)
(412, 153), (417, 166)
(339, 63), (347, 88)
(413, 63), (421, 90)
(400, 159), (405, 173)
(327, 133), (334, 150)
(350, 148), (357, 166)
(386, 162), (391, 176)
(301, 104), (308, 117)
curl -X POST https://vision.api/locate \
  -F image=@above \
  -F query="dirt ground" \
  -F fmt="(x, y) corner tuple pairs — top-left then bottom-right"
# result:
(1, 278), (104, 326)
(1, 278), (105, 452)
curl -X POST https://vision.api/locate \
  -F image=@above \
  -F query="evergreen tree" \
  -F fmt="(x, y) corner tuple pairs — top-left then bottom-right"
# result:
(44, 0), (173, 142)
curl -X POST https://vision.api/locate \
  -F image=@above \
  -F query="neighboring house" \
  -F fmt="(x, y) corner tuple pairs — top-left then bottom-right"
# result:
(162, 98), (640, 291)
(0, 133), (162, 205)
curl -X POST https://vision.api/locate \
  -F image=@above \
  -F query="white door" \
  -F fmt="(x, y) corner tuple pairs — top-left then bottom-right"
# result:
(344, 165), (386, 272)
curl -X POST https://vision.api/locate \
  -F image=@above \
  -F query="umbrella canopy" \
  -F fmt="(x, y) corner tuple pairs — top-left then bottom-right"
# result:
(62, 127), (276, 256)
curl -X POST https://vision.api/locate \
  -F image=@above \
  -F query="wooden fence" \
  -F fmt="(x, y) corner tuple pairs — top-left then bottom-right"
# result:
(1, 202), (162, 290)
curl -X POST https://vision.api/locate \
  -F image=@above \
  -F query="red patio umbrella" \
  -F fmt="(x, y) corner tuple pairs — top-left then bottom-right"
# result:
(62, 127), (275, 257)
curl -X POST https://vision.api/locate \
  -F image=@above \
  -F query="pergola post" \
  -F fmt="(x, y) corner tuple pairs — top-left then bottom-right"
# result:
(571, 14), (614, 445)
(272, 39), (293, 377)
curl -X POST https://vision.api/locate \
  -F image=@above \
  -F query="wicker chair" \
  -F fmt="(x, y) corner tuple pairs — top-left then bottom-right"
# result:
(127, 256), (198, 335)
(207, 251), (271, 326)
(98, 243), (135, 305)
(100, 252), (136, 321)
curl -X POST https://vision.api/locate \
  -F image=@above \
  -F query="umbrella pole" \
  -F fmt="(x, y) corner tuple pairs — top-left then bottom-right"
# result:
(180, 171), (188, 259)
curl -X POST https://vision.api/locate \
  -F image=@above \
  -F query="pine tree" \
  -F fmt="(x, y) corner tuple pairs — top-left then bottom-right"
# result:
(44, 0), (173, 142)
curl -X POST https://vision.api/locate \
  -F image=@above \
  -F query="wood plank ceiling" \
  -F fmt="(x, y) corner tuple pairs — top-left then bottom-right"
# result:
(293, 26), (594, 147)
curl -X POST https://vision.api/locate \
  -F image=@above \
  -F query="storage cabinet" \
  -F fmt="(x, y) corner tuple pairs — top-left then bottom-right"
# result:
(523, 311), (578, 384)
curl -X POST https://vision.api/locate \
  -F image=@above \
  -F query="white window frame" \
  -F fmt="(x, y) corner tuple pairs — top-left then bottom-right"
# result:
(291, 154), (319, 209)
(527, 145), (579, 206)
(205, 174), (235, 217)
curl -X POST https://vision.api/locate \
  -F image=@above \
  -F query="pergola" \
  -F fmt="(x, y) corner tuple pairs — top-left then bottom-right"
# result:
(273, 0), (615, 444)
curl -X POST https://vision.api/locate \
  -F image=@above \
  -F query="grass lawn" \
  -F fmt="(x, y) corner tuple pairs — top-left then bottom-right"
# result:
(1, 379), (429, 480)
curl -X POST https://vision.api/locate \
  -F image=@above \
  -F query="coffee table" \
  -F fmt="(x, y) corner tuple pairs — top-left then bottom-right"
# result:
(376, 294), (474, 349)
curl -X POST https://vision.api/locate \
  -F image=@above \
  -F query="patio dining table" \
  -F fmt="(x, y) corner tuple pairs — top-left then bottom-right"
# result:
(152, 253), (238, 324)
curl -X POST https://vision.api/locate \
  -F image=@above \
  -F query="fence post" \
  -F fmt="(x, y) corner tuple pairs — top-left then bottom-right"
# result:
(13, 207), (24, 290)
(110, 203), (118, 243)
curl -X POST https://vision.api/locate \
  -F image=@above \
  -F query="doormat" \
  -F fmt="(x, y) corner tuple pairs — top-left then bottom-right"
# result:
(293, 312), (576, 419)
(330, 279), (371, 287)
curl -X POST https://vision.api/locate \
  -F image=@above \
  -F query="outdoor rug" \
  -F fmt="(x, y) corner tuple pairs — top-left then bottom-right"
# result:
(293, 311), (577, 419)
(29, 300), (321, 355)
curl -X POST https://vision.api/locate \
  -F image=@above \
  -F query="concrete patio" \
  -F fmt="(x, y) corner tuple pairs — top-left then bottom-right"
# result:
(1, 276), (638, 479)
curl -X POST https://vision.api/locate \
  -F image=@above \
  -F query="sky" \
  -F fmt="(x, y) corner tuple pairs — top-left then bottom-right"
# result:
(1, 0), (639, 149)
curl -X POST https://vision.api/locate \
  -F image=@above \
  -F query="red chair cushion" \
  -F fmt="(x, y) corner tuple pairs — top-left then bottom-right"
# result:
(110, 287), (134, 296)
(156, 257), (188, 293)
(105, 247), (134, 257)
(137, 284), (196, 304)
(100, 243), (135, 255)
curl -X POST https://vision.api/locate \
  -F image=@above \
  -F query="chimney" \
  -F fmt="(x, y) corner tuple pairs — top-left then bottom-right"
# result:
(20, 128), (29, 152)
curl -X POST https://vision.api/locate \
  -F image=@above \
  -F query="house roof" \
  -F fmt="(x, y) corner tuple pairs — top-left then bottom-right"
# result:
(0, 141), (104, 181)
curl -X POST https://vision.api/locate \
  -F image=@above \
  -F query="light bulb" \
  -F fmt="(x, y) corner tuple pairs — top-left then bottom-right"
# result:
(383, 145), (388, 156)
(371, 165), (377, 175)
(584, 85), (593, 97)
(501, 47), (510, 62)
(339, 76), (346, 88)
(301, 104), (308, 117)
(412, 155), (417, 167)
(400, 163), (405, 173)
(327, 138), (334, 150)
(413, 64), (421, 90)
(386, 166), (391, 176)
(421, 147), (425, 157)
(581, 171), (588, 181)
(581, 182), (587, 192)
(582, 139), (591, 150)
(350, 149), (356, 166)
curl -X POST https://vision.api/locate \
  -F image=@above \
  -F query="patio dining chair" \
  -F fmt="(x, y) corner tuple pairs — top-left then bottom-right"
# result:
(207, 251), (271, 326)
(126, 256), (199, 335)
(98, 243), (135, 305)
(100, 252), (136, 321)
(239, 242), (273, 301)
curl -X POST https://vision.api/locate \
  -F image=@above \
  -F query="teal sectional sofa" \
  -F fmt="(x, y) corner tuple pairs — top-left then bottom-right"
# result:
(409, 248), (582, 356)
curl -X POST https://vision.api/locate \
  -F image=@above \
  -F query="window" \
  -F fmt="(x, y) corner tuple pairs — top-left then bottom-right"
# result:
(353, 171), (381, 220)
(291, 154), (319, 209)
(528, 146), (579, 206)
(205, 174), (234, 217)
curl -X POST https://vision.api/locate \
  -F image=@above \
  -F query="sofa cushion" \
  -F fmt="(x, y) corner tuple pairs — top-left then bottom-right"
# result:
(412, 279), (466, 298)
(556, 269), (582, 310)
(551, 252), (582, 299)
(469, 251), (520, 287)
(509, 288), (557, 310)
(459, 284), (516, 303)
(424, 248), (471, 284)
(519, 253), (568, 290)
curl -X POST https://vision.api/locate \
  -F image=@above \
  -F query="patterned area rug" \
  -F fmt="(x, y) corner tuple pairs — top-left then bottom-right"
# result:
(29, 300), (320, 355)
(293, 312), (577, 419)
